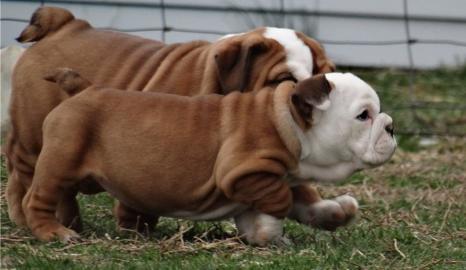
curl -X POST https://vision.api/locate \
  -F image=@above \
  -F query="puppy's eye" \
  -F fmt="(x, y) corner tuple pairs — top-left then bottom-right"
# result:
(356, 110), (369, 121)
(275, 73), (297, 83)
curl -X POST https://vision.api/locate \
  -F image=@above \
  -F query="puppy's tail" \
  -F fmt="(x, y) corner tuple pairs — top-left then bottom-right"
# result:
(44, 68), (92, 96)
(16, 7), (74, 43)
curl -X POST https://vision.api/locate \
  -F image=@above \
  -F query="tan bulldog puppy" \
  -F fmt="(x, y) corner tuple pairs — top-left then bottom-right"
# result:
(5, 6), (337, 232)
(23, 69), (396, 246)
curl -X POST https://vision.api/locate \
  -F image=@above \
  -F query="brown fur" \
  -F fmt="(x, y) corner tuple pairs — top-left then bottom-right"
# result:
(23, 72), (327, 242)
(6, 7), (335, 232)
(43, 68), (91, 95)
(16, 7), (75, 43)
(291, 74), (332, 128)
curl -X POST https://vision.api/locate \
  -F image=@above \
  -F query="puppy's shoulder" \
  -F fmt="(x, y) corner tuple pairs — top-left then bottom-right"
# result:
(46, 86), (110, 121)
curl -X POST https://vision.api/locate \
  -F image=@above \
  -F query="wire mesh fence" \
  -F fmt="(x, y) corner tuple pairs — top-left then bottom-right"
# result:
(2, 0), (466, 136)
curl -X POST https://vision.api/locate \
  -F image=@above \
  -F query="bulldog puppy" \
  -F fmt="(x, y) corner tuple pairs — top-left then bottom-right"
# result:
(6, 6), (336, 232)
(23, 69), (396, 245)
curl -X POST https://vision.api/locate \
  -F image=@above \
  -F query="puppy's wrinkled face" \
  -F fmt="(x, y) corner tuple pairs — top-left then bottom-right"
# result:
(292, 73), (397, 182)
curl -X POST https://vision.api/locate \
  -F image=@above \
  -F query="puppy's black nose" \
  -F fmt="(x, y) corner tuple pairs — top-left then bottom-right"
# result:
(385, 124), (394, 137)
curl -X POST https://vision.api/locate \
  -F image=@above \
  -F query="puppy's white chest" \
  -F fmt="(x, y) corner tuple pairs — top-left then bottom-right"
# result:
(167, 203), (248, 221)
(293, 161), (358, 183)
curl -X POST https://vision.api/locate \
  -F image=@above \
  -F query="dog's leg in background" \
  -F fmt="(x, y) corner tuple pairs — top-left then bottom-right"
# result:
(4, 132), (35, 227)
(2, 45), (27, 226)
(5, 170), (28, 226)
(289, 185), (359, 231)
(56, 189), (82, 232)
(234, 210), (288, 246)
(114, 201), (158, 234)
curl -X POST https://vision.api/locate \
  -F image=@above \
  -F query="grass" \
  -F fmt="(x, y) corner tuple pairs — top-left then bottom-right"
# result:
(1, 68), (466, 269)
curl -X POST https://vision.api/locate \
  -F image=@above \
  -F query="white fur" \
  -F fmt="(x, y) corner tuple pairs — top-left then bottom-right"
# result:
(289, 195), (359, 228)
(292, 72), (397, 183)
(220, 27), (313, 82)
(234, 210), (286, 246)
(1, 45), (25, 138)
(169, 202), (247, 221)
(315, 99), (331, 111)
(292, 200), (341, 226)
(219, 32), (244, 40)
(334, 194), (359, 214)
(263, 27), (313, 80)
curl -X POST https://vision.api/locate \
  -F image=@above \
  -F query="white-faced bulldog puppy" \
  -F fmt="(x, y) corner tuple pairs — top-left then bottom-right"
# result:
(23, 69), (396, 246)
(5, 6), (335, 232)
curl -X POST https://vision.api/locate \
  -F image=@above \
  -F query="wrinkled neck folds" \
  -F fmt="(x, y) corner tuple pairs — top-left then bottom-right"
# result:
(272, 83), (307, 160)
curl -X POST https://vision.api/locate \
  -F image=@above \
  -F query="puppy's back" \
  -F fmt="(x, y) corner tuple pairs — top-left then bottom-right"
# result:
(43, 69), (224, 165)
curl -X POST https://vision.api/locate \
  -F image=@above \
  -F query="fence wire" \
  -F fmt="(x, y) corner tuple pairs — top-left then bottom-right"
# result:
(1, 0), (466, 137)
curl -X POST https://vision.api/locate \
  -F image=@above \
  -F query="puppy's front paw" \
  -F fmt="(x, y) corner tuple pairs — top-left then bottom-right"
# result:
(33, 223), (80, 243)
(306, 195), (359, 231)
(334, 194), (359, 218)
(235, 211), (285, 247)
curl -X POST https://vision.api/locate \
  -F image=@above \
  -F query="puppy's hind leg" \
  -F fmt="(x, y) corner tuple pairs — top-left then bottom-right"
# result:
(23, 151), (83, 242)
(23, 179), (80, 243)
(114, 201), (158, 235)
(56, 188), (82, 232)
(234, 210), (288, 247)
(4, 133), (35, 227)
(6, 169), (29, 227)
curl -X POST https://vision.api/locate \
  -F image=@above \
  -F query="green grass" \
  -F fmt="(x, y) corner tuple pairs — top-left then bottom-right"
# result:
(1, 68), (466, 269)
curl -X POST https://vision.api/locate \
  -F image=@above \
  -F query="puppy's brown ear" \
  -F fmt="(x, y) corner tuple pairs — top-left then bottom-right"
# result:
(296, 32), (336, 74)
(291, 74), (333, 121)
(214, 34), (268, 94)
(44, 68), (91, 96)
(16, 7), (74, 43)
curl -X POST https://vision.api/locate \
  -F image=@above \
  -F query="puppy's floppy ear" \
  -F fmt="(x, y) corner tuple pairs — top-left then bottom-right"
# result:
(214, 34), (268, 94)
(291, 74), (333, 121)
(44, 68), (91, 96)
(296, 32), (336, 74)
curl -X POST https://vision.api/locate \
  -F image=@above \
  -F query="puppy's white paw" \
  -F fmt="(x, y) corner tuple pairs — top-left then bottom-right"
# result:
(33, 224), (81, 243)
(293, 195), (359, 231)
(308, 200), (346, 231)
(59, 228), (81, 244)
(334, 194), (359, 217)
(235, 211), (285, 246)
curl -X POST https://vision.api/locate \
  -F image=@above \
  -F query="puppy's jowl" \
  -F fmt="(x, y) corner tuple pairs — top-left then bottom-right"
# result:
(23, 69), (396, 246)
